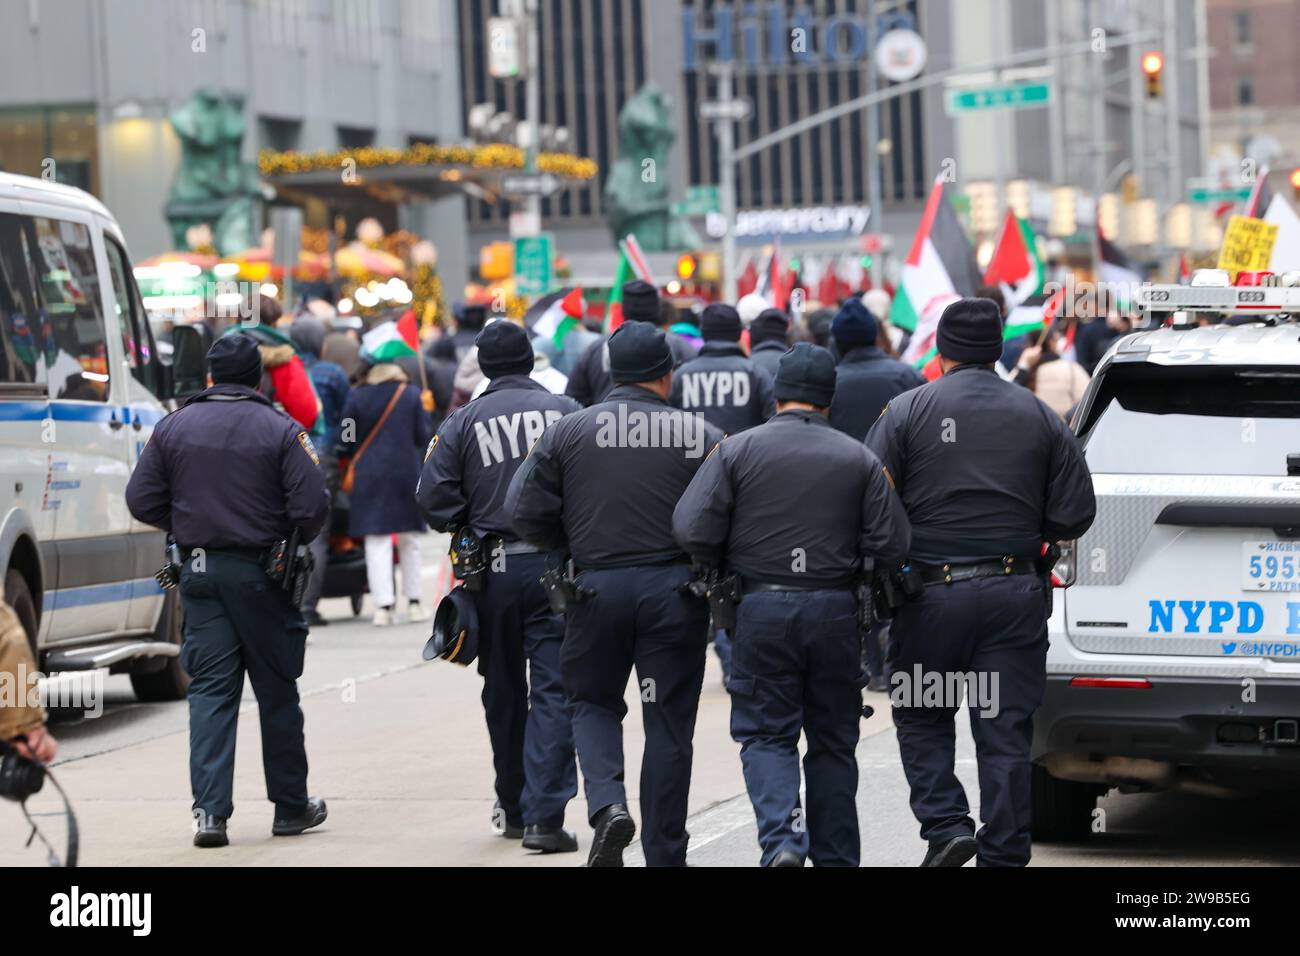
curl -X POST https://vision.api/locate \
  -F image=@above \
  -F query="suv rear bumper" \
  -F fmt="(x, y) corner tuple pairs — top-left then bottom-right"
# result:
(1033, 675), (1300, 780)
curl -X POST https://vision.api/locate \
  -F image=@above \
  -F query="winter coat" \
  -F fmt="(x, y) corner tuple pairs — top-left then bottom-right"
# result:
(260, 343), (320, 431)
(340, 365), (433, 536)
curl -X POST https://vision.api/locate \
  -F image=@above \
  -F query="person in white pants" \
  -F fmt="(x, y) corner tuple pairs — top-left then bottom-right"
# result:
(364, 534), (428, 626)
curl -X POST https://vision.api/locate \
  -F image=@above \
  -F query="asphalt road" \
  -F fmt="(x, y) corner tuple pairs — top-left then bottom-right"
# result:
(9, 536), (1299, 867)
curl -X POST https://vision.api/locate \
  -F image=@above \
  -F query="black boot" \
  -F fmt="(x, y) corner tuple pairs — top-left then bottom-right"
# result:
(522, 825), (579, 853)
(920, 835), (977, 867)
(494, 800), (524, 839)
(587, 804), (636, 867)
(272, 796), (328, 836)
(769, 849), (805, 867)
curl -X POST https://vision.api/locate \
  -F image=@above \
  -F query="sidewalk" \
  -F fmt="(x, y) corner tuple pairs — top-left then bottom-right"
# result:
(3, 594), (893, 866)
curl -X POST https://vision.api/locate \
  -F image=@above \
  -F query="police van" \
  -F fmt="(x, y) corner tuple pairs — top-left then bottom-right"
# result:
(0, 171), (194, 701)
(1033, 275), (1300, 838)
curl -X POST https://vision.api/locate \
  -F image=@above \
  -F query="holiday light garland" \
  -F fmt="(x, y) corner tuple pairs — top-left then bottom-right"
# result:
(258, 143), (599, 181)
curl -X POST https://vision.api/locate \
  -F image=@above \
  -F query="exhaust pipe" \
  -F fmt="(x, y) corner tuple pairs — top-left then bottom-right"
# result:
(1043, 753), (1243, 798)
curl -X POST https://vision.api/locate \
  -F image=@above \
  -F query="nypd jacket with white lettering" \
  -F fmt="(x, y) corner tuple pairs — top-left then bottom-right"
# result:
(506, 384), (724, 568)
(416, 374), (581, 541)
(864, 364), (1096, 564)
(673, 410), (912, 588)
(669, 342), (776, 435)
(125, 384), (329, 549)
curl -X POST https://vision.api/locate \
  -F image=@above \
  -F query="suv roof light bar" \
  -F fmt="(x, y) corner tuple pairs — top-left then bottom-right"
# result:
(1137, 283), (1300, 313)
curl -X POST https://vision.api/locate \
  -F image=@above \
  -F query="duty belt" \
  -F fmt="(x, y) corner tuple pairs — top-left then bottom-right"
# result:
(914, 556), (1036, 586)
(186, 546), (266, 562)
(496, 539), (541, 556)
(742, 578), (854, 596)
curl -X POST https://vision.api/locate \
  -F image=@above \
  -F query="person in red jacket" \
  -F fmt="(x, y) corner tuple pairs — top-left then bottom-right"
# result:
(259, 341), (320, 431)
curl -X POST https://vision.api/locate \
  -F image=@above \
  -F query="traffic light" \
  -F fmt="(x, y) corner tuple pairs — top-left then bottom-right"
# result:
(676, 253), (697, 281)
(1290, 168), (1300, 200)
(1141, 51), (1164, 99)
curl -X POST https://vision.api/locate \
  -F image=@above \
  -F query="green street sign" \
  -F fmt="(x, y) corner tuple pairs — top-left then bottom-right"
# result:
(1189, 186), (1251, 204)
(675, 185), (720, 218)
(514, 234), (554, 298)
(946, 82), (1051, 114)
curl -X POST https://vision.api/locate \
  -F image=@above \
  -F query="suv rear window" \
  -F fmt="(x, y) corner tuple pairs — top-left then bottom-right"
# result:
(1079, 364), (1300, 475)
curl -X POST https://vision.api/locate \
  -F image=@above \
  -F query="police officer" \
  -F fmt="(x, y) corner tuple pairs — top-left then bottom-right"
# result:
(826, 297), (925, 692)
(673, 343), (911, 867)
(125, 333), (330, 848)
(828, 297), (924, 443)
(670, 303), (776, 681)
(864, 298), (1095, 867)
(507, 322), (723, 867)
(564, 280), (661, 407)
(415, 320), (583, 854)
(748, 308), (790, 380)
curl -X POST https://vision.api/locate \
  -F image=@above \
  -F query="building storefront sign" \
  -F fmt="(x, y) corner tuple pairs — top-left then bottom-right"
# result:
(706, 204), (872, 244)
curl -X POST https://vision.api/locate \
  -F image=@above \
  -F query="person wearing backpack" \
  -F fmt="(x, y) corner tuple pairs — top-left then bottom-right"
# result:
(340, 360), (434, 626)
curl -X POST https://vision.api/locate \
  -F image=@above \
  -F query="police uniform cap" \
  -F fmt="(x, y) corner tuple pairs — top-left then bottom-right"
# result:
(774, 342), (837, 408)
(936, 297), (1004, 365)
(476, 320), (535, 378)
(751, 308), (790, 345)
(208, 332), (263, 388)
(621, 281), (660, 325)
(831, 298), (879, 351)
(700, 303), (743, 342)
(423, 587), (480, 666)
(608, 321), (674, 385)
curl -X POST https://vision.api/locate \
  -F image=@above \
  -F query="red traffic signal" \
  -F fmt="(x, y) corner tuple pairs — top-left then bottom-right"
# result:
(1142, 51), (1164, 98)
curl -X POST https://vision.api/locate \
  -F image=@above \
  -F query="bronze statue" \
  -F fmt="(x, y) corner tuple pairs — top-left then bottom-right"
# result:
(604, 85), (700, 252)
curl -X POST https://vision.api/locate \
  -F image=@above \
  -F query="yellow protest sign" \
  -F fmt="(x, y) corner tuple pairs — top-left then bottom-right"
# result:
(1218, 215), (1278, 274)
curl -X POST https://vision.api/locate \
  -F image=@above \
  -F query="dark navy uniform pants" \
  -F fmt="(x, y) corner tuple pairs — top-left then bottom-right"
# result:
(473, 552), (577, 829)
(561, 563), (709, 867)
(888, 574), (1049, 867)
(179, 552), (309, 819)
(728, 589), (862, 867)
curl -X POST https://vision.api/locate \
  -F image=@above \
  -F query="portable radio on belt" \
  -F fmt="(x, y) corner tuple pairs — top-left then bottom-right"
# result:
(154, 536), (184, 590)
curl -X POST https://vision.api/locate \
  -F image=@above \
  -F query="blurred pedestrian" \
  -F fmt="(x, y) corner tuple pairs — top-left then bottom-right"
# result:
(323, 325), (363, 379)
(1011, 326), (1089, 421)
(565, 281), (660, 407)
(289, 316), (351, 628)
(748, 308), (790, 380)
(340, 361), (434, 626)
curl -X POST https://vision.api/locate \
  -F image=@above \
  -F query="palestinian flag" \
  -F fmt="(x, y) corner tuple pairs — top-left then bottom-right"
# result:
(755, 240), (790, 310)
(603, 235), (654, 333)
(983, 210), (1044, 307)
(1245, 166), (1274, 219)
(362, 311), (419, 362)
(533, 288), (585, 350)
(894, 175), (981, 362)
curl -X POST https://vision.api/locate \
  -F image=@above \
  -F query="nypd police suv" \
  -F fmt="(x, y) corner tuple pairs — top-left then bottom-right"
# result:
(1033, 277), (1300, 840)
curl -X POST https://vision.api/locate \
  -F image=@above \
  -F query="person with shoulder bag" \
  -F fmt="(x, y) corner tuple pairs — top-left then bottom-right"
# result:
(340, 360), (434, 626)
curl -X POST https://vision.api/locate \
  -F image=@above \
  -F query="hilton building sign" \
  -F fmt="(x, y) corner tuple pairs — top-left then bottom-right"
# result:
(682, 2), (879, 70)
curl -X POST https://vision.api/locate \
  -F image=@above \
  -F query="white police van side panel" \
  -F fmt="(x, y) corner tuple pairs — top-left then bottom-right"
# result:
(98, 213), (167, 634)
(16, 194), (134, 641)
(1, 173), (179, 700)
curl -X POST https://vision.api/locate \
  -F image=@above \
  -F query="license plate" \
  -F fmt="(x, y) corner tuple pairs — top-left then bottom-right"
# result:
(1242, 541), (1300, 591)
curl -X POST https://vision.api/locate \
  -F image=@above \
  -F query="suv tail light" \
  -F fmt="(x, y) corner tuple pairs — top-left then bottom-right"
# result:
(1050, 539), (1076, 587)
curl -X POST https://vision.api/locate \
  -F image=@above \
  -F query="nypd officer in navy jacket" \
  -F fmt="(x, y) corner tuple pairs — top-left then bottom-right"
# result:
(828, 297), (924, 443)
(865, 298), (1095, 867)
(670, 303), (775, 436)
(416, 320), (583, 854)
(673, 343), (911, 867)
(126, 333), (330, 848)
(507, 322), (723, 867)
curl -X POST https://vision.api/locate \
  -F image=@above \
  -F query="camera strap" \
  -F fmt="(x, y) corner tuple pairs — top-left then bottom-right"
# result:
(0, 739), (79, 868)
